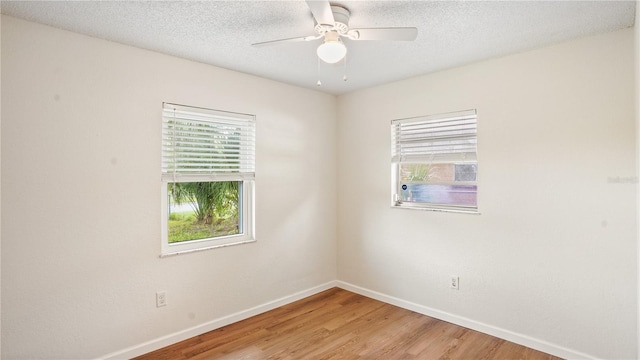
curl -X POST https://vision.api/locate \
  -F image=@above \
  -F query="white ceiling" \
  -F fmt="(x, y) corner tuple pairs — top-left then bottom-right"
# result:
(1, 1), (636, 95)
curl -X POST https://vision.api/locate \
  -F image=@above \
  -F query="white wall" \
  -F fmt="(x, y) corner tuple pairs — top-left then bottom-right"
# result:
(337, 28), (637, 359)
(636, 3), (640, 359)
(0, 11), (3, 358)
(1, 13), (638, 360)
(1, 15), (337, 359)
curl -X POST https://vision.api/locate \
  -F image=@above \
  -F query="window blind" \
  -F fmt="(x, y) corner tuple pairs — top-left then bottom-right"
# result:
(391, 109), (477, 164)
(162, 103), (255, 182)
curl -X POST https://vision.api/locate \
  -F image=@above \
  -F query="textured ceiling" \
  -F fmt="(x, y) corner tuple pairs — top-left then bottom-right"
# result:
(1, 1), (636, 95)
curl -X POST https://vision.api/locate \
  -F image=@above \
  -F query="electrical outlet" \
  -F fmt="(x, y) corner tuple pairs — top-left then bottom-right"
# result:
(450, 276), (460, 290)
(156, 291), (167, 307)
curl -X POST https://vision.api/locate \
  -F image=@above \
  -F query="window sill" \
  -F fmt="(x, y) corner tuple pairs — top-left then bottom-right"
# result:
(160, 238), (256, 258)
(391, 203), (480, 215)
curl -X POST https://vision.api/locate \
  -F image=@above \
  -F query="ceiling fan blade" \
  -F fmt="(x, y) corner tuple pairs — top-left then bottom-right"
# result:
(305, 0), (335, 26)
(252, 34), (321, 47)
(349, 27), (418, 41)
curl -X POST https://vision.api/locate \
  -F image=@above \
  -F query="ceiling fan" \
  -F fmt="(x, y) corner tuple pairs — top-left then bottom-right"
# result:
(252, 0), (418, 64)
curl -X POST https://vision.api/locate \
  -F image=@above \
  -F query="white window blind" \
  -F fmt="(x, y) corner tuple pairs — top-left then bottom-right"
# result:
(160, 102), (256, 256)
(391, 109), (477, 164)
(162, 103), (255, 182)
(391, 109), (478, 213)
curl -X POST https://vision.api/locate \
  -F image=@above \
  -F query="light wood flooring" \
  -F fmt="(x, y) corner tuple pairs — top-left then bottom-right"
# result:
(134, 288), (562, 359)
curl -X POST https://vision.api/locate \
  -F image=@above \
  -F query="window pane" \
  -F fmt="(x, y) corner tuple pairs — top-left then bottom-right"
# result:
(454, 163), (477, 182)
(400, 163), (456, 183)
(391, 109), (477, 212)
(167, 181), (240, 243)
(400, 183), (477, 207)
(400, 163), (476, 183)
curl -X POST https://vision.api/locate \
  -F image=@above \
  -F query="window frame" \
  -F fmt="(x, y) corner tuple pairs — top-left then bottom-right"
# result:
(160, 103), (256, 256)
(390, 109), (479, 214)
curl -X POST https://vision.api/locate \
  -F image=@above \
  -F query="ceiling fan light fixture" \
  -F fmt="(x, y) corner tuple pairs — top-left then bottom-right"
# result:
(317, 32), (347, 64)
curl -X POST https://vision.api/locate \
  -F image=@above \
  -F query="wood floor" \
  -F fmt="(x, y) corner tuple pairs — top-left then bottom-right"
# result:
(134, 288), (562, 360)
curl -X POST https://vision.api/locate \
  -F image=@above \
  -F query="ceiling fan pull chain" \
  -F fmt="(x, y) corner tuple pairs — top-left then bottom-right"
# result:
(343, 54), (348, 82)
(317, 57), (322, 86)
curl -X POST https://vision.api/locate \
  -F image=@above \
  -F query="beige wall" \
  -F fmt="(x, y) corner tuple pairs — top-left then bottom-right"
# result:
(636, 2), (640, 359)
(337, 28), (637, 359)
(1, 15), (337, 358)
(1, 13), (638, 360)
(0, 11), (3, 358)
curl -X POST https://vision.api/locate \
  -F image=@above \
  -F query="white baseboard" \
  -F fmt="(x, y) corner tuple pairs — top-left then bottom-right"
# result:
(335, 281), (596, 360)
(98, 280), (596, 360)
(97, 281), (337, 360)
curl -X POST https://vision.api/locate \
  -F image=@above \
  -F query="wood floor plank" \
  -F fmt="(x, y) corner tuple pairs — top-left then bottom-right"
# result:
(133, 288), (563, 360)
(295, 303), (405, 359)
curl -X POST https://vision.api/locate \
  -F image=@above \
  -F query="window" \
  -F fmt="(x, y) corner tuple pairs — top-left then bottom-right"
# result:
(391, 109), (478, 213)
(161, 103), (255, 256)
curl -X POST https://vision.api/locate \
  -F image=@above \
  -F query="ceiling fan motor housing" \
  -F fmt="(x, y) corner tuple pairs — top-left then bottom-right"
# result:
(315, 5), (350, 35)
